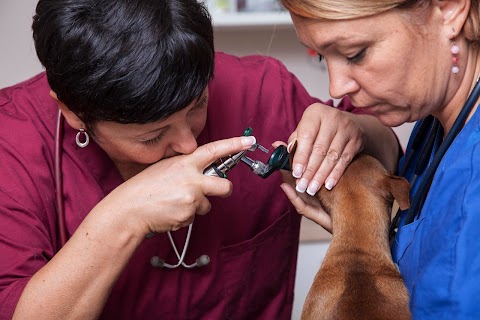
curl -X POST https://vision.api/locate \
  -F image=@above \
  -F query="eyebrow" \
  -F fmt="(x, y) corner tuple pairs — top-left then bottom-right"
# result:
(136, 93), (207, 137)
(303, 34), (357, 52)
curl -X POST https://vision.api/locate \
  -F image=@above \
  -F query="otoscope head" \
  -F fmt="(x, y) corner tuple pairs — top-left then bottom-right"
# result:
(257, 145), (291, 179)
(268, 145), (291, 171)
(239, 144), (291, 179)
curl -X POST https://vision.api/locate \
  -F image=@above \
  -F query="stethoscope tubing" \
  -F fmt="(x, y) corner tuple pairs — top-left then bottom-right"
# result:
(403, 77), (480, 225)
(165, 224), (196, 268)
(54, 112), (206, 269)
(55, 110), (68, 248)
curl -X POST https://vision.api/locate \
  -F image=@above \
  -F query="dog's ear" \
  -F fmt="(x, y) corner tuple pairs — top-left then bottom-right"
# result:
(388, 175), (411, 210)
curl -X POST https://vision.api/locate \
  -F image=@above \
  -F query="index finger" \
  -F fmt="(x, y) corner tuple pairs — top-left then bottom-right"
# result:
(288, 111), (327, 179)
(193, 135), (257, 169)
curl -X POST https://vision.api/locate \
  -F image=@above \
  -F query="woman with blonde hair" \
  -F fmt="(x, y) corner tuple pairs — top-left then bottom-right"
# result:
(280, 0), (480, 318)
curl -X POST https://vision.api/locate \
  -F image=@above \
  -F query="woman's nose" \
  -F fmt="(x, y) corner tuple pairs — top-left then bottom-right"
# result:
(170, 126), (198, 155)
(327, 64), (359, 99)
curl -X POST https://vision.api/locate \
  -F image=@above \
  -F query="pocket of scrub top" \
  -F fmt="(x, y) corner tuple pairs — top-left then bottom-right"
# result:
(391, 216), (425, 290)
(219, 211), (297, 320)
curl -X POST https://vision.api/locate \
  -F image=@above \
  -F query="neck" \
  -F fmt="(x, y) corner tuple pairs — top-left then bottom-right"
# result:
(435, 47), (480, 134)
(329, 194), (392, 258)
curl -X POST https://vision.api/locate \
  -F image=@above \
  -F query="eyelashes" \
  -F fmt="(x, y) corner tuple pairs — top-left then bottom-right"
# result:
(316, 48), (366, 65)
(347, 48), (366, 64)
(142, 130), (167, 146)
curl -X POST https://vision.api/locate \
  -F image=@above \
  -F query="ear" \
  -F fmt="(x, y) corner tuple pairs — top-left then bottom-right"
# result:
(388, 175), (411, 211)
(434, 0), (470, 38)
(50, 90), (85, 130)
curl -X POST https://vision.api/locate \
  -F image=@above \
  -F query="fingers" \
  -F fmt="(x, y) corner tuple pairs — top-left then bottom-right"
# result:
(280, 183), (333, 233)
(193, 135), (256, 170)
(307, 134), (359, 193)
(319, 139), (359, 190)
(293, 121), (338, 194)
(201, 176), (234, 198)
(193, 136), (255, 197)
(288, 109), (323, 180)
(287, 103), (364, 195)
(272, 140), (287, 149)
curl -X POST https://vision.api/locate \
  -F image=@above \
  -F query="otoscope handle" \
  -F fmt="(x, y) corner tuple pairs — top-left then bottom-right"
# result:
(203, 150), (248, 177)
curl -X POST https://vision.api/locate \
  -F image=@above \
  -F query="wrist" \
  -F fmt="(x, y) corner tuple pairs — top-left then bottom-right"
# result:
(85, 196), (146, 249)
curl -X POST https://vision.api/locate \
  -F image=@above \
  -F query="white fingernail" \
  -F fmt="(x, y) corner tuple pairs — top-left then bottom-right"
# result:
(292, 164), (303, 178)
(325, 178), (336, 191)
(241, 136), (256, 147)
(287, 140), (296, 153)
(307, 181), (320, 196)
(296, 178), (308, 193)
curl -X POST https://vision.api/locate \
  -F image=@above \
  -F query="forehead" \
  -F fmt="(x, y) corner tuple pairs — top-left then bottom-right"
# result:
(291, 11), (412, 50)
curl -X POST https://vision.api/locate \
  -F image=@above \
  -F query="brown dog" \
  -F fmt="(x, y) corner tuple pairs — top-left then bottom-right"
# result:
(300, 154), (412, 320)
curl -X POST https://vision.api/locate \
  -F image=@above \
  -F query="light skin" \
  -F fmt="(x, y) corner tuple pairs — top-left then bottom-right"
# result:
(14, 85), (393, 318)
(282, 0), (480, 232)
(13, 91), (258, 319)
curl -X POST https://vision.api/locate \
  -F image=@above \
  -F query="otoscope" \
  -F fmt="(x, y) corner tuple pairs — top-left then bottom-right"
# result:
(149, 128), (291, 269)
(203, 127), (291, 179)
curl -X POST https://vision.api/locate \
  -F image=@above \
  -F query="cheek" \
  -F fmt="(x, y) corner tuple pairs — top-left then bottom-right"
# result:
(135, 146), (168, 164)
(102, 140), (168, 165)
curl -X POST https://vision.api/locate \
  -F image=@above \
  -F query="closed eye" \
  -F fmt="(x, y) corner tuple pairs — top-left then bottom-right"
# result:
(347, 48), (366, 64)
(142, 130), (167, 146)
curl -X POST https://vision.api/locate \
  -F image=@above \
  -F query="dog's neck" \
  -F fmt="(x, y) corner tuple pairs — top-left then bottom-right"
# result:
(331, 194), (390, 251)
(320, 187), (393, 260)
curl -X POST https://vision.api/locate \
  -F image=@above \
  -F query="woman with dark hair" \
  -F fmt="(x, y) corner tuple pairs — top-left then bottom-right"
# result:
(0, 0), (399, 318)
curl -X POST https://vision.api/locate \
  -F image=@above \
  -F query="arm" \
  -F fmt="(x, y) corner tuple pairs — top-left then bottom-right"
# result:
(10, 136), (255, 319)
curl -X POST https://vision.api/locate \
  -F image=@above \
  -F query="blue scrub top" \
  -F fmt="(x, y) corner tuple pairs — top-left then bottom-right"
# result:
(392, 106), (480, 319)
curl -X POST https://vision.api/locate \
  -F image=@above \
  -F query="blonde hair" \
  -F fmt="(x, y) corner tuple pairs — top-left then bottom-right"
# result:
(281, 0), (480, 44)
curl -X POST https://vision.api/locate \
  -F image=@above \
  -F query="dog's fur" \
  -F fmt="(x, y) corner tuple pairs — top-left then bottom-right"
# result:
(300, 154), (412, 320)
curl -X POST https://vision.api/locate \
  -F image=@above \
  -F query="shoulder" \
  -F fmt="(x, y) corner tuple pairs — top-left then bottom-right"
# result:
(215, 51), (286, 69)
(0, 72), (56, 140)
(0, 73), (56, 132)
(0, 73), (57, 211)
(0, 73), (51, 104)
(212, 52), (314, 104)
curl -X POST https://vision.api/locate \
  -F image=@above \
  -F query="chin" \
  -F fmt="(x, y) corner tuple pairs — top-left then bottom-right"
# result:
(374, 114), (408, 128)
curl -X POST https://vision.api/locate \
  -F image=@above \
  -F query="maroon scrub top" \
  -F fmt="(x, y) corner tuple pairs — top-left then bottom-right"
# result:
(0, 53), (356, 319)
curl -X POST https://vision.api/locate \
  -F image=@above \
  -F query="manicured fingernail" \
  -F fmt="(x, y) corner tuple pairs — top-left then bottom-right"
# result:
(296, 178), (308, 193)
(241, 136), (256, 147)
(307, 181), (320, 196)
(325, 178), (336, 191)
(293, 164), (303, 178)
(287, 140), (296, 153)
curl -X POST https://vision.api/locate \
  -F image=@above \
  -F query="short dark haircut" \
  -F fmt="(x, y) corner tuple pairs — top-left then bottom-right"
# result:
(33, 0), (214, 127)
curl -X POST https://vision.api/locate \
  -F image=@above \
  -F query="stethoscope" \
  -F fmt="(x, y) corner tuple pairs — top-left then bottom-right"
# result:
(54, 121), (291, 269)
(389, 76), (480, 239)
